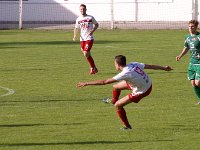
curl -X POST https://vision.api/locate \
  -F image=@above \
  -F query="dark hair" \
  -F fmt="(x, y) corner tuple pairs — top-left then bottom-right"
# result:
(115, 55), (126, 66)
(189, 20), (199, 27)
(80, 4), (86, 9)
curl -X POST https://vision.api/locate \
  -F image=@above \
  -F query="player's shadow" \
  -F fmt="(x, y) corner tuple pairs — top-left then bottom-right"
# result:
(0, 41), (76, 48)
(0, 40), (131, 48)
(0, 123), (83, 128)
(0, 139), (174, 147)
(0, 99), (100, 106)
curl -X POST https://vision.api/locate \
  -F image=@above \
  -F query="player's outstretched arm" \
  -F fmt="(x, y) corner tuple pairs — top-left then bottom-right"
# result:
(144, 64), (173, 71)
(77, 78), (117, 88)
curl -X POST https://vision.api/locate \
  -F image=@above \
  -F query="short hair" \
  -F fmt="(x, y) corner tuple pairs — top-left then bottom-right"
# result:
(189, 20), (199, 27)
(115, 55), (126, 66)
(80, 4), (86, 9)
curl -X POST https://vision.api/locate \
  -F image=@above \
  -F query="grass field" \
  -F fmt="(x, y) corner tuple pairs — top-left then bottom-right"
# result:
(0, 29), (200, 150)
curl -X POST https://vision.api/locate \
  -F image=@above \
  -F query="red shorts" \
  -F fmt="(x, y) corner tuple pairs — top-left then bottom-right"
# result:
(80, 40), (94, 51)
(128, 85), (152, 103)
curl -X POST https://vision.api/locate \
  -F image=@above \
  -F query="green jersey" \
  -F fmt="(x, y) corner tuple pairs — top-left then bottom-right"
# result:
(184, 32), (200, 64)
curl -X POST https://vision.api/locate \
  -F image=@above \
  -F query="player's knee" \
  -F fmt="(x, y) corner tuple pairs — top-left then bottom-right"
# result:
(114, 102), (122, 109)
(113, 84), (119, 89)
(85, 53), (91, 58)
(191, 80), (196, 86)
(83, 53), (87, 57)
(195, 80), (200, 87)
(191, 80), (200, 87)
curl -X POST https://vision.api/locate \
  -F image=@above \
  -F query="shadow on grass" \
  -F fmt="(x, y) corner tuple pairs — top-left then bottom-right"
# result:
(166, 123), (200, 131)
(0, 140), (174, 147)
(0, 98), (101, 103)
(0, 46), (27, 49)
(0, 40), (131, 47)
(0, 41), (75, 48)
(0, 68), (47, 72)
(0, 123), (83, 128)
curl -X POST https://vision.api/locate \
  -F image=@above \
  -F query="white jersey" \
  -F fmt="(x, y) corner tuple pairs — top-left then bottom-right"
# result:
(75, 15), (98, 41)
(113, 62), (152, 95)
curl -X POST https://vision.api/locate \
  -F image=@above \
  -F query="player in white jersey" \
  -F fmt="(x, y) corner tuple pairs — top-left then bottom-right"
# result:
(77, 55), (173, 130)
(113, 62), (152, 97)
(73, 4), (99, 75)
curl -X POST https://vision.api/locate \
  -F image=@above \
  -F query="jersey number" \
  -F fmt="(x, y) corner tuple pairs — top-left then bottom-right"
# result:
(134, 66), (149, 83)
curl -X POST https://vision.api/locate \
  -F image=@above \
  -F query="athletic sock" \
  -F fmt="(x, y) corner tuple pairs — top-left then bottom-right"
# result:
(112, 88), (121, 104)
(193, 86), (200, 100)
(87, 56), (95, 68)
(116, 108), (131, 127)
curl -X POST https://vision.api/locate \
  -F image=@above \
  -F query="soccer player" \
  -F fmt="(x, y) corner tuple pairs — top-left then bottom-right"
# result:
(176, 20), (200, 105)
(73, 4), (99, 75)
(77, 55), (173, 130)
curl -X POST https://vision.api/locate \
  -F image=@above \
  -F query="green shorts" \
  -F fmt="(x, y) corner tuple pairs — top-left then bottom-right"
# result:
(188, 63), (200, 80)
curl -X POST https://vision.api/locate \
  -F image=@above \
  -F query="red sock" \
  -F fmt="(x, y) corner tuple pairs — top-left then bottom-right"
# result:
(87, 56), (95, 68)
(112, 88), (121, 104)
(116, 108), (130, 127)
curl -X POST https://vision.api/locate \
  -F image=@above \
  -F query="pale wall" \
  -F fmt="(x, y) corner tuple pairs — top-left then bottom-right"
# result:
(0, 0), (198, 22)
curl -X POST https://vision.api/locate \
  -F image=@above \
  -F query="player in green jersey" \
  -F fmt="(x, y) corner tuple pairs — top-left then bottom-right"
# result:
(176, 20), (200, 105)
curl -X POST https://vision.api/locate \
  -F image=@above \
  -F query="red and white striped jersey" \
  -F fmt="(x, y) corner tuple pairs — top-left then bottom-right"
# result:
(75, 15), (98, 41)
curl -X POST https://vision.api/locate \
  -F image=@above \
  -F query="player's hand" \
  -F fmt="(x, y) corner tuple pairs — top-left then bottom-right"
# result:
(164, 66), (173, 71)
(176, 56), (180, 61)
(77, 82), (87, 88)
(73, 37), (76, 41)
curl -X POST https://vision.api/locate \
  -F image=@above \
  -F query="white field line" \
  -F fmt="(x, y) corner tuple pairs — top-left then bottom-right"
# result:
(0, 86), (15, 97)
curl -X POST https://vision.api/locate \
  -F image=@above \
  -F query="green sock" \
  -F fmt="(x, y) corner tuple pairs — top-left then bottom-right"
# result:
(193, 86), (200, 100)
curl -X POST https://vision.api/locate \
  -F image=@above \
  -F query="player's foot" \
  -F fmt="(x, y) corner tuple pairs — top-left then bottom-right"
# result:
(120, 125), (132, 130)
(102, 98), (118, 105)
(102, 97), (111, 103)
(90, 67), (98, 75)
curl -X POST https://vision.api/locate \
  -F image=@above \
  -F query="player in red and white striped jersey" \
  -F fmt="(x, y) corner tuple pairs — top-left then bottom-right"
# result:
(73, 4), (99, 75)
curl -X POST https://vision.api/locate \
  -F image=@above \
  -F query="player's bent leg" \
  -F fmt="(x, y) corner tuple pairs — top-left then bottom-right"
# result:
(113, 81), (129, 90)
(115, 95), (132, 109)
(115, 96), (132, 129)
(114, 86), (152, 129)
(112, 81), (130, 104)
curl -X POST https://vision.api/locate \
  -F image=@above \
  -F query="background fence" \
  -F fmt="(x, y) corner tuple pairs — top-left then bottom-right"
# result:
(0, 0), (199, 29)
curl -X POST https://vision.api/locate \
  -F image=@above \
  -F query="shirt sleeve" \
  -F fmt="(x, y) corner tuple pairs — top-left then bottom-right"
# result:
(75, 18), (79, 28)
(136, 62), (145, 70)
(113, 72), (126, 81)
(92, 16), (98, 24)
(184, 36), (189, 48)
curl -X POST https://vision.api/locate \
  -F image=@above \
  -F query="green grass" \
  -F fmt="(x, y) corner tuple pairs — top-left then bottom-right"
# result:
(0, 29), (200, 150)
